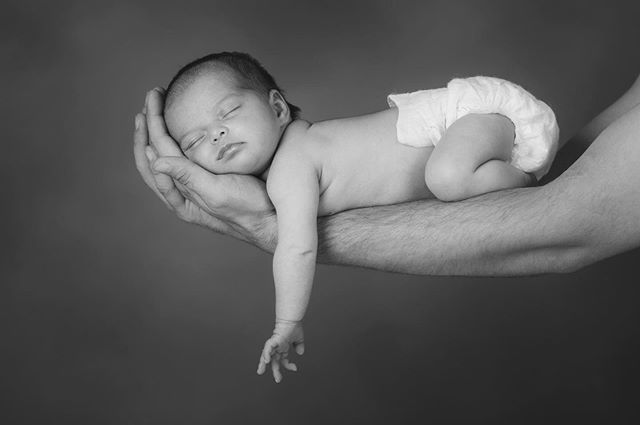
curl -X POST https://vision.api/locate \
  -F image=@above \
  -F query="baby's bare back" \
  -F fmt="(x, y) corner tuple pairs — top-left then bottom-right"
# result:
(297, 108), (436, 216)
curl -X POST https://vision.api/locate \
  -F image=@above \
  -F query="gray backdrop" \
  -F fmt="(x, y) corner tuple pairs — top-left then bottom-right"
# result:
(4, 0), (640, 423)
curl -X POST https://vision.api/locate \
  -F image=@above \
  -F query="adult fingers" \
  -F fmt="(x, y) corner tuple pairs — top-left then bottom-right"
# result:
(149, 156), (187, 211)
(154, 174), (186, 212)
(152, 156), (218, 204)
(133, 113), (172, 209)
(133, 113), (155, 189)
(146, 147), (188, 210)
(145, 88), (183, 157)
(142, 90), (149, 114)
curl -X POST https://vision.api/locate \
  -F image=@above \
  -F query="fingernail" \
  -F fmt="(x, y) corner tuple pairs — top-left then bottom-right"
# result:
(135, 114), (140, 130)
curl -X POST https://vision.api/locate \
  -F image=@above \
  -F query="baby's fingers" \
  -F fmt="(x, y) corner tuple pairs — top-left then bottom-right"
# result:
(294, 341), (305, 355)
(271, 354), (283, 383)
(257, 343), (275, 375)
(257, 356), (268, 375)
(257, 345), (271, 375)
(259, 339), (277, 366)
(282, 358), (298, 372)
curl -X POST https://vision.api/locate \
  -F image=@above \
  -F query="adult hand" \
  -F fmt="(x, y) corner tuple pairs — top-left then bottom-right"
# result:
(133, 88), (276, 248)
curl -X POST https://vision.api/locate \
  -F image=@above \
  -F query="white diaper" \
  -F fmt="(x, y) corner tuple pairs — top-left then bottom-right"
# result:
(387, 76), (559, 180)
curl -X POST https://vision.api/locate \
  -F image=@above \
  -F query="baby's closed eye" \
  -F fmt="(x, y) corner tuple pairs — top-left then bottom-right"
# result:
(185, 135), (205, 151)
(221, 105), (241, 119)
(224, 105), (241, 118)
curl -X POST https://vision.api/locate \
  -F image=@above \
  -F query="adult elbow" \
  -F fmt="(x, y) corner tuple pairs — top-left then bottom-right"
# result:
(548, 240), (600, 274)
(536, 181), (605, 274)
(553, 253), (589, 274)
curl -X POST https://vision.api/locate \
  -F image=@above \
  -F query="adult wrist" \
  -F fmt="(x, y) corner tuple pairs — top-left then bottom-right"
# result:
(242, 210), (278, 253)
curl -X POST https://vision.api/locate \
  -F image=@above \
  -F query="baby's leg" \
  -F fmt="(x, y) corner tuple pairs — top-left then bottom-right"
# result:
(425, 113), (533, 202)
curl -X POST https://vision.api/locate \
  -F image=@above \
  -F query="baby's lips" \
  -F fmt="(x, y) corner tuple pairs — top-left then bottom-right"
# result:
(217, 142), (243, 160)
(217, 144), (229, 160)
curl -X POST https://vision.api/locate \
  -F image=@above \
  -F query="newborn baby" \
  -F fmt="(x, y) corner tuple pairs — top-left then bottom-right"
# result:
(162, 51), (559, 383)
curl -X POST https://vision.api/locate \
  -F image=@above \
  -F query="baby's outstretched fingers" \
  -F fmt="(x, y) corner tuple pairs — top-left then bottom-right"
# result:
(271, 353), (283, 383)
(293, 341), (305, 355)
(282, 358), (298, 372)
(263, 338), (278, 361)
(257, 339), (275, 372)
(257, 334), (302, 382)
(257, 338), (277, 375)
(257, 353), (269, 375)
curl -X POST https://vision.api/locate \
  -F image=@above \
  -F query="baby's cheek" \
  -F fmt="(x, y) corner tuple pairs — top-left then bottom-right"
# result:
(184, 148), (198, 164)
(191, 145), (219, 173)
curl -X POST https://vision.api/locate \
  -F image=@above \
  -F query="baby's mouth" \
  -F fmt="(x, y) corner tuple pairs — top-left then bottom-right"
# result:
(217, 142), (243, 160)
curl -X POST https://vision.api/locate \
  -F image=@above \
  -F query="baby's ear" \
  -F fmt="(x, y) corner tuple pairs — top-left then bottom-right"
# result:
(269, 89), (290, 123)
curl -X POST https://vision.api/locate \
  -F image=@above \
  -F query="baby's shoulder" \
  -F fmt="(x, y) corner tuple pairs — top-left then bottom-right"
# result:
(274, 120), (324, 165)
(268, 121), (322, 186)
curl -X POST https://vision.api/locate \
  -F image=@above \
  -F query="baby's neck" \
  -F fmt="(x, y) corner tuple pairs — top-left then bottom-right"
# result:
(259, 165), (270, 181)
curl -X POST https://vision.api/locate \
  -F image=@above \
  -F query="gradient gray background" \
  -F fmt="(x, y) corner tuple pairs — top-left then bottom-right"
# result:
(4, 0), (640, 423)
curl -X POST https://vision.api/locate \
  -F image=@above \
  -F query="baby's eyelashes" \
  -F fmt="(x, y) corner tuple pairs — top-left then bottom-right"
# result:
(184, 135), (205, 151)
(221, 105), (241, 118)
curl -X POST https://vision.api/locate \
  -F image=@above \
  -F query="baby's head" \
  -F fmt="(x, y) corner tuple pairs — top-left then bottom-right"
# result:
(163, 52), (301, 176)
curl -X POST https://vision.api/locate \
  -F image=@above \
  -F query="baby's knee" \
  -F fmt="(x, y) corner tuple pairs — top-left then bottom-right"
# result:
(425, 159), (471, 202)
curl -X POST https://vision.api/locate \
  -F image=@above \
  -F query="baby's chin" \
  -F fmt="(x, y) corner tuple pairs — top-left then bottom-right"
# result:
(193, 156), (224, 174)
(193, 156), (249, 175)
(192, 148), (264, 175)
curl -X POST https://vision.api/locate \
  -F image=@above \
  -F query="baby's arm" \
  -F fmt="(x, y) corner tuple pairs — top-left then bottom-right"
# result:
(257, 151), (320, 382)
(425, 113), (533, 201)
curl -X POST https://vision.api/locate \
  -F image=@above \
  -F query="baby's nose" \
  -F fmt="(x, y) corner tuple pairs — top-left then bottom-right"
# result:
(213, 129), (226, 143)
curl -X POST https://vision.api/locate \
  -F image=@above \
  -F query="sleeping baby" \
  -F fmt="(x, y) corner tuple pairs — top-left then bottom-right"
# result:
(159, 51), (559, 383)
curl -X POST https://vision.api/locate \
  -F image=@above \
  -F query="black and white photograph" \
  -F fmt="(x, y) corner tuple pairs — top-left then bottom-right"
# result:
(4, 0), (640, 423)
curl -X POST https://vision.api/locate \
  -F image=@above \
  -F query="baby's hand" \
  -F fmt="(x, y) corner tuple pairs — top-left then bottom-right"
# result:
(256, 319), (305, 383)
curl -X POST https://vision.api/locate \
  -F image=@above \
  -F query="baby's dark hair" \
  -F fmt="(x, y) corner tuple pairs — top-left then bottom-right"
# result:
(164, 51), (301, 120)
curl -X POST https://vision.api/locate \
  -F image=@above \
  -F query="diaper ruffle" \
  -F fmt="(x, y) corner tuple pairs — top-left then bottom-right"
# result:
(446, 76), (559, 180)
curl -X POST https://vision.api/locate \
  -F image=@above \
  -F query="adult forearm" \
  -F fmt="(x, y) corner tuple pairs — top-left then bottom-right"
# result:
(315, 101), (640, 276)
(246, 76), (640, 276)
(247, 185), (587, 276)
(315, 185), (587, 276)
